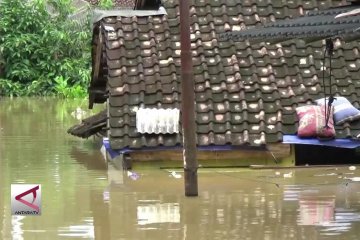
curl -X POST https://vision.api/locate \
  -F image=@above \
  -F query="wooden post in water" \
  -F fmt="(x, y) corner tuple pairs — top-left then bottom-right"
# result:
(179, 0), (198, 196)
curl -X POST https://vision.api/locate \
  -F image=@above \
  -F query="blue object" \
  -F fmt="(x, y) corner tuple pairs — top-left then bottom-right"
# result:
(102, 138), (120, 159)
(283, 135), (360, 149)
(316, 97), (360, 125)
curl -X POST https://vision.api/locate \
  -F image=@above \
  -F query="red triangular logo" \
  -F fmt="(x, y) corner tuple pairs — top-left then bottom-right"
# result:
(15, 185), (40, 211)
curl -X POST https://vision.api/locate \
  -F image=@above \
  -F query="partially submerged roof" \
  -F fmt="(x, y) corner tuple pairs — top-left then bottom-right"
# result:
(89, 0), (360, 150)
(220, 2), (360, 43)
(67, 110), (107, 138)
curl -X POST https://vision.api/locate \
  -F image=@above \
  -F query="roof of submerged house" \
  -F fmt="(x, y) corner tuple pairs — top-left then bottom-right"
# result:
(90, 0), (360, 150)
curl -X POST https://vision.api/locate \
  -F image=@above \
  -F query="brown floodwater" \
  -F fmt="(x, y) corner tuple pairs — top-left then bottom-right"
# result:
(1, 98), (360, 240)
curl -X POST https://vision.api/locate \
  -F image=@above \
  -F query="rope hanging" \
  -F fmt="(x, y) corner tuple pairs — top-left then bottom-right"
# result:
(322, 38), (336, 128)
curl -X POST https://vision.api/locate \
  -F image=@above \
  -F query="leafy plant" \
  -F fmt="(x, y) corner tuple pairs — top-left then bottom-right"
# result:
(0, 0), (92, 98)
(54, 76), (87, 98)
(99, 0), (115, 9)
(0, 79), (24, 97)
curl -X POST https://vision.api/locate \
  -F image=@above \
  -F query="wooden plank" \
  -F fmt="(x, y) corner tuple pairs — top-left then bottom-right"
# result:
(67, 110), (107, 138)
(92, 27), (102, 83)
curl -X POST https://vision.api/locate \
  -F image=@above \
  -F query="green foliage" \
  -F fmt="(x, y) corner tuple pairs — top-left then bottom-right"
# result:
(99, 0), (115, 9)
(54, 76), (87, 98)
(0, 0), (92, 98)
(0, 79), (23, 97)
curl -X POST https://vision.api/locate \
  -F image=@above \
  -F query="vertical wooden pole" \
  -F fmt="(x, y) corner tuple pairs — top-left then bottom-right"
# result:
(179, 0), (198, 196)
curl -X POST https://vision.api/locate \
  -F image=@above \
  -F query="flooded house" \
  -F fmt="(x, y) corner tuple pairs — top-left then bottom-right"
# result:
(70, 0), (360, 168)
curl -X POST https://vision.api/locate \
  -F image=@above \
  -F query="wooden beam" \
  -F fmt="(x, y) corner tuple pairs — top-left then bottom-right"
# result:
(180, 0), (198, 196)
(92, 27), (102, 84)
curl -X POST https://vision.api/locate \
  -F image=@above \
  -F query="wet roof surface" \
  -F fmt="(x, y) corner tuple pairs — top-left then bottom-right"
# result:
(90, 0), (360, 150)
(220, 4), (360, 42)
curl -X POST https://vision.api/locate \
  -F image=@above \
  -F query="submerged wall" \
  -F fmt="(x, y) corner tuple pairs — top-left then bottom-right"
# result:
(123, 143), (295, 169)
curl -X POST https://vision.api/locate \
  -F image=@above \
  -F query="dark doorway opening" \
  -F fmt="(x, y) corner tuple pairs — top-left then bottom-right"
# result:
(135, 0), (161, 10)
(295, 144), (360, 165)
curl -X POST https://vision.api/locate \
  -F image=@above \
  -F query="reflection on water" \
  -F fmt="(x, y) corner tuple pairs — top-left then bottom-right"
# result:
(1, 98), (360, 240)
(137, 202), (180, 226)
(298, 195), (335, 226)
(57, 217), (95, 238)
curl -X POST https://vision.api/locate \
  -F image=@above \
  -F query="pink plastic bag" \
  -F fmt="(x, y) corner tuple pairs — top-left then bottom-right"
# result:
(296, 105), (335, 139)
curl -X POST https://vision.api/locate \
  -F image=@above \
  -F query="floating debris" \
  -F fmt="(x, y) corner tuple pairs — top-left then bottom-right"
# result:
(103, 190), (110, 202)
(283, 172), (293, 178)
(127, 171), (140, 180)
(314, 173), (339, 177)
(170, 171), (182, 179)
(347, 177), (360, 182)
(349, 166), (357, 171)
(71, 107), (87, 120)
